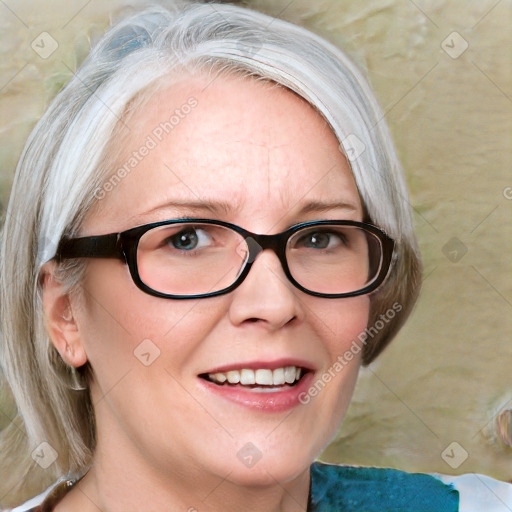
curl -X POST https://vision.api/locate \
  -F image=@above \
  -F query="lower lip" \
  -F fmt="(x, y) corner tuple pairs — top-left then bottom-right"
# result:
(198, 372), (315, 412)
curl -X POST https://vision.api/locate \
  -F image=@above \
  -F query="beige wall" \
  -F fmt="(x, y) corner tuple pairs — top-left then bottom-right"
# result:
(1, 0), (511, 482)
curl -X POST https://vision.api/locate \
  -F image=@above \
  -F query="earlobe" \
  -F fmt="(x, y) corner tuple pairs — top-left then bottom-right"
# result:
(41, 261), (88, 368)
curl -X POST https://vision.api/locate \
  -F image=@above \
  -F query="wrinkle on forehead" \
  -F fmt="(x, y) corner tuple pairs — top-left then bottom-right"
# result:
(85, 72), (361, 234)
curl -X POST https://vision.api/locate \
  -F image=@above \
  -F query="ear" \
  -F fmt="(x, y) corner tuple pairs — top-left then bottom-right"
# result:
(40, 261), (88, 368)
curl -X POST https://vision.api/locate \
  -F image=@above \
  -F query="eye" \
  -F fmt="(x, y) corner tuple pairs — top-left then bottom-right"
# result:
(168, 228), (212, 251)
(297, 230), (345, 250)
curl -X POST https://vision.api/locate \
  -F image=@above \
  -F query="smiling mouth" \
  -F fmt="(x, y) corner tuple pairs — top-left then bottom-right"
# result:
(200, 366), (307, 392)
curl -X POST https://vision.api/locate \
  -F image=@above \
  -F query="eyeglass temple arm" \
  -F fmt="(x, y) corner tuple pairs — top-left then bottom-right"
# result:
(54, 234), (124, 261)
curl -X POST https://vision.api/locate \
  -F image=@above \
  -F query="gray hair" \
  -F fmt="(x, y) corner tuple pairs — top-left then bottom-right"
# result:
(0, 0), (421, 504)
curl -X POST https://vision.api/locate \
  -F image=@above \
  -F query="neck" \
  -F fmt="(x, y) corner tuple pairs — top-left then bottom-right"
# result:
(56, 423), (311, 512)
(60, 459), (311, 512)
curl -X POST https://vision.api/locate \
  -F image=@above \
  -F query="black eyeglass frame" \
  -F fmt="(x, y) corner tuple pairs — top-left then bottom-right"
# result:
(55, 219), (395, 300)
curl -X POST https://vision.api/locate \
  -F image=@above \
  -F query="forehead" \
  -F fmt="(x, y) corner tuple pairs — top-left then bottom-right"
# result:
(85, 73), (362, 234)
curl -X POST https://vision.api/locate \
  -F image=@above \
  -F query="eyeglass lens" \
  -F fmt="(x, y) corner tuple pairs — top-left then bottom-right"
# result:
(136, 222), (383, 297)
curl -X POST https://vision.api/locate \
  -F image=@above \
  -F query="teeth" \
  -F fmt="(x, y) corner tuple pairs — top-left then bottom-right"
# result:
(240, 369), (255, 385)
(284, 366), (296, 384)
(207, 366), (303, 387)
(255, 369), (273, 385)
(226, 371), (240, 384)
(272, 367), (285, 386)
(213, 372), (227, 383)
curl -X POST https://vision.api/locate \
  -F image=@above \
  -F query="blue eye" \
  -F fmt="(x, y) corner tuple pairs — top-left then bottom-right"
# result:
(304, 232), (330, 249)
(171, 229), (197, 250)
(168, 228), (212, 251)
(297, 231), (345, 249)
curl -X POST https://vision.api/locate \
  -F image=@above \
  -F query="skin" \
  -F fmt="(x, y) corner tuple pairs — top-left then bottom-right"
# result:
(42, 73), (370, 512)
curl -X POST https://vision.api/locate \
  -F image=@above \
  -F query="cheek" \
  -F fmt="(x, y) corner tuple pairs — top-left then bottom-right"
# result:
(311, 296), (370, 406)
(313, 295), (371, 351)
(76, 261), (226, 386)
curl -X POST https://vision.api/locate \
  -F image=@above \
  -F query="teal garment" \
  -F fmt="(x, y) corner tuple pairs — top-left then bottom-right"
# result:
(310, 462), (460, 511)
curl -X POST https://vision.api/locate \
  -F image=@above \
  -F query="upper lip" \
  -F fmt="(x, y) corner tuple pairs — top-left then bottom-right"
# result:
(200, 358), (316, 375)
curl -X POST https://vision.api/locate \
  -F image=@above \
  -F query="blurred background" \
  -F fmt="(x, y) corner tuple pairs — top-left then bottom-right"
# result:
(1, 0), (511, 489)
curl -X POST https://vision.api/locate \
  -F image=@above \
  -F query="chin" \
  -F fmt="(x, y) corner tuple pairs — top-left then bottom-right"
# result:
(225, 457), (312, 488)
(205, 436), (317, 488)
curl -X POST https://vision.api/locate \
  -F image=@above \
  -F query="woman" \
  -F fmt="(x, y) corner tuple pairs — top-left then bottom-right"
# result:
(1, 2), (510, 511)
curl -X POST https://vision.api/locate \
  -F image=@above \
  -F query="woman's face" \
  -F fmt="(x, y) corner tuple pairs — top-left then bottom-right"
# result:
(72, 74), (369, 490)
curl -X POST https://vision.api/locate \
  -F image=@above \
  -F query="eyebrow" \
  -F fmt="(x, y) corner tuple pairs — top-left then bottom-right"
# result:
(133, 199), (234, 220)
(131, 198), (358, 224)
(296, 200), (359, 214)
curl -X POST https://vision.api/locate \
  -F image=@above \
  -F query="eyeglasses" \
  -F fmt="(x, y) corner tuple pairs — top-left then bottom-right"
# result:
(55, 219), (395, 299)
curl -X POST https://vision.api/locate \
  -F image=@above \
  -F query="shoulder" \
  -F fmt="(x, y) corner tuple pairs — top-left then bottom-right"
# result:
(310, 462), (511, 511)
(9, 488), (50, 512)
(434, 472), (512, 512)
(9, 479), (73, 512)
(310, 462), (459, 511)
(9, 491), (47, 511)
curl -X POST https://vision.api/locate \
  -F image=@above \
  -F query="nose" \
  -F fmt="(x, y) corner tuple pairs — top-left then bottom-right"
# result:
(228, 249), (302, 330)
